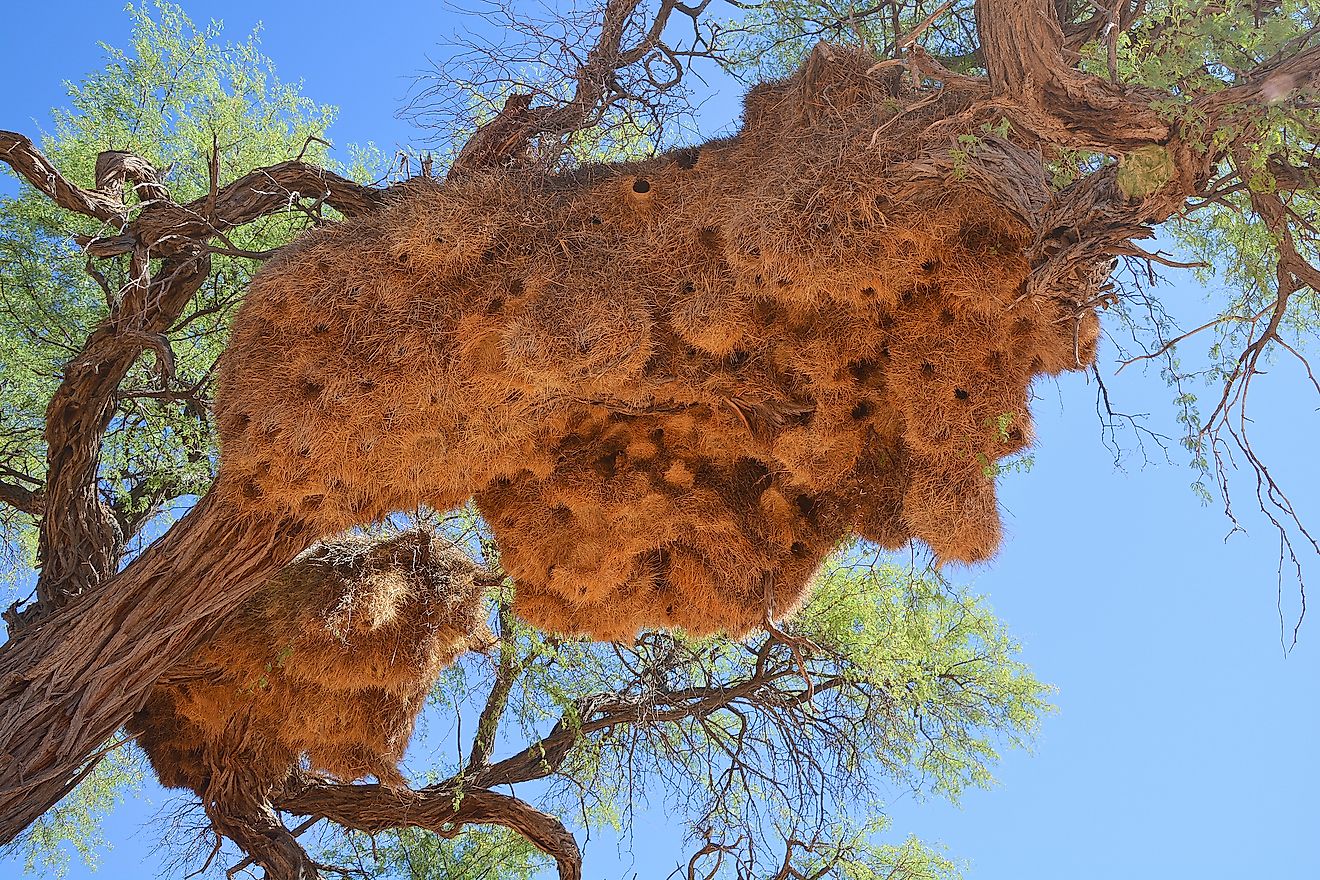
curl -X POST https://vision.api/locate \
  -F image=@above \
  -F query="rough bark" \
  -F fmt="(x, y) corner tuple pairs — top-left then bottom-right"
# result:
(975, 0), (1169, 151)
(279, 781), (583, 880)
(0, 133), (386, 839)
(0, 492), (315, 840)
(0, 131), (139, 225)
(208, 766), (323, 880)
(0, 132), (387, 618)
(36, 252), (211, 610)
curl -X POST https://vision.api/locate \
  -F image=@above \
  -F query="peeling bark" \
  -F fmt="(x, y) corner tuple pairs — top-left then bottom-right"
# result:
(0, 134), (387, 839)
(975, 0), (1169, 151)
(0, 492), (315, 840)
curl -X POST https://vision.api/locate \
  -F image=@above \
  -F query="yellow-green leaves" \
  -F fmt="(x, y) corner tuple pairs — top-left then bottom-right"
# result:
(4, 747), (144, 879)
(796, 550), (1053, 800)
(1117, 145), (1176, 200)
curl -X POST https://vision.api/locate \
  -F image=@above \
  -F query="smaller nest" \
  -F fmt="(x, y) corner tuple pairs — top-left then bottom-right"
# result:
(128, 530), (493, 796)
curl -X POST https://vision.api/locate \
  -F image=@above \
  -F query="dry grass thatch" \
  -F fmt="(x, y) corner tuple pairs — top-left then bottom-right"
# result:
(209, 45), (1097, 641)
(128, 530), (493, 796)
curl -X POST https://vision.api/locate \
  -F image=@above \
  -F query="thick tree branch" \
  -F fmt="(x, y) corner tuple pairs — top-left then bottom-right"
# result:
(277, 782), (582, 880)
(974, 0), (1168, 151)
(0, 492), (318, 845)
(464, 600), (521, 773)
(449, 94), (552, 178)
(208, 788), (323, 880)
(0, 132), (131, 225)
(0, 481), (42, 517)
(33, 251), (211, 612)
(79, 160), (389, 257)
(92, 149), (170, 207)
(1198, 33), (1320, 122)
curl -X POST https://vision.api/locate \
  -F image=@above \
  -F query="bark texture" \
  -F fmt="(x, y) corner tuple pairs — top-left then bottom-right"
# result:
(0, 493), (314, 839)
(279, 782), (582, 880)
(0, 133), (388, 838)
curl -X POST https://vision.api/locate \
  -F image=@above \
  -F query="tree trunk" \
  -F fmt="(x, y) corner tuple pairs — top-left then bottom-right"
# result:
(36, 252), (212, 613)
(0, 492), (314, 840)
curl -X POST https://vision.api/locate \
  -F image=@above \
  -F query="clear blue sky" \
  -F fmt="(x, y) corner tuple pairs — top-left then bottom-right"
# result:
(1, 3), (1317, 878)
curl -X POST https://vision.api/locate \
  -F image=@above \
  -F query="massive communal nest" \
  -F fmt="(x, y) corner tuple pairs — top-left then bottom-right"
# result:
(212, 45), (1097, 643)
(128, 531), (492, 795)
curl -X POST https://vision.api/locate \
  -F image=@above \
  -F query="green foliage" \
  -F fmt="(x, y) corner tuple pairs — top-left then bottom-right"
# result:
(1117, 145), (1176, 199)
(2, 746), (145, 879)
(321, 824), (546, 880)
(793, 821), (962, 880)
(796, 551), (1052, 799)
(0, 0), (350, 578)
(1105, 0), (1313, 104)
(975, 413), (1034, 479)
(369, 530), (1047, 878)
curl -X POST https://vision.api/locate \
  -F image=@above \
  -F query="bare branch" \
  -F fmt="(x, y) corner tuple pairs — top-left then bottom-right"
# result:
(0, 131), (131, 225)
(278, 782), (583, 880)
(0, 480), (42, 517)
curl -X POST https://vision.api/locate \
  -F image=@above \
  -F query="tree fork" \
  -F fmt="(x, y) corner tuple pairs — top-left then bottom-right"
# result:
(35, 251), (212, 613)
(278, 781), (583, 880)
(0, 130), (389, 836)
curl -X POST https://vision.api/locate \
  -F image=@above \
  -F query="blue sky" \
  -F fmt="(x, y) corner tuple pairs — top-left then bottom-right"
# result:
(1, 3), (1317, 878)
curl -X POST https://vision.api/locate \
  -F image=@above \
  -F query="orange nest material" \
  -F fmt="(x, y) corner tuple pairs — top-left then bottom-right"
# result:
(129, 531), (492, 794)
(210, 46), (1096, 641)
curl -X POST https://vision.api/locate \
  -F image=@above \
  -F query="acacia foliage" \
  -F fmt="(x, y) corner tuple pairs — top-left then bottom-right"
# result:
(0, 1), (361, 583)
(306, 523), (1045, 880)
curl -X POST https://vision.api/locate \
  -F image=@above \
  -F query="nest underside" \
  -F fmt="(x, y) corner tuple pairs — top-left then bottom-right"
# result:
(211, 47), (1097, 642)
(126, 46), (1105, 809)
